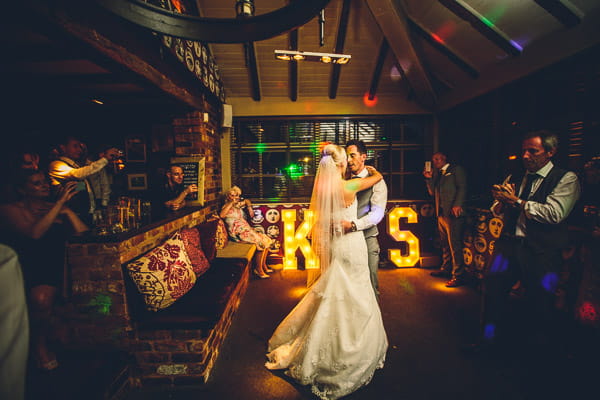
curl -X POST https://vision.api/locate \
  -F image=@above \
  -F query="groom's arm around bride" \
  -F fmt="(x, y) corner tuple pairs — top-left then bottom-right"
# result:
(344, 140), (389, 298)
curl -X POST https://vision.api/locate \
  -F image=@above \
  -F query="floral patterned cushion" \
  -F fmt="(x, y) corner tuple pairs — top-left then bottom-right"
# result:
(125, 231), (196, 311)
(197, 218), (219, 262)
(180, 227), (211, 277)
(214, 217), (229, 250)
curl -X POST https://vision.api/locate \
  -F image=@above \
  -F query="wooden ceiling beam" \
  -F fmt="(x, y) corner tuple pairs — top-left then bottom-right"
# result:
(407, 18), (479, 79)
(328, 0), (351, 100)
(9, 0), (208, 109)
(438, 0), (522, 56)
(365, 0), (437, 110)
(245, 42), (261, 101)
(534, 0), (583, 28)
(368, 39), (389, 101)
(290, 29), (298, 102)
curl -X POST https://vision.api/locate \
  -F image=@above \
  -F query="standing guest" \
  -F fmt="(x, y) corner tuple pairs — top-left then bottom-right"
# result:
(83, 144), (113, 209)
(343, 139), (388, 298)
(0, 244), (28, 400)
(265, 144), (387, 399)
(48, 136), (120, 224)
(0, 169), (88, 371)
(220, 185), (273, 278)
(158, 164), (198, 211)
(474, 130), (581, 353)
(423, 151), (468, 287)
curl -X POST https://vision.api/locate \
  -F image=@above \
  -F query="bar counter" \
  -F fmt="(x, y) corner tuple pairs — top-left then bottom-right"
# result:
(69, 206), (205, 244)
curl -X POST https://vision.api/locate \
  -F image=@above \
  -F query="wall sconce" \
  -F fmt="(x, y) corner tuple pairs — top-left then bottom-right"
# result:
(274, 50), (351, 64)
(236, 0), (255, 18)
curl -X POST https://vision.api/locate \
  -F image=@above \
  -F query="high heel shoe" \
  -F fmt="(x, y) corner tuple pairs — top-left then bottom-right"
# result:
(253, 269), (270, 279)
(265, 267), (274, 273)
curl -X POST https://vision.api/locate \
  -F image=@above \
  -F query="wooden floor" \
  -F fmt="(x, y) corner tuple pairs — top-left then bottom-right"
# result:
(26, 265), (596, 400)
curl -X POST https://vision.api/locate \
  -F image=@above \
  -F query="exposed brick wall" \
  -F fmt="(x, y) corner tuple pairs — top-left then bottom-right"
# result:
(66, 209), (209, 348)
(65, 105), (235, 385)
(172, 107), (223, 207)
(128, 266), (250, 386)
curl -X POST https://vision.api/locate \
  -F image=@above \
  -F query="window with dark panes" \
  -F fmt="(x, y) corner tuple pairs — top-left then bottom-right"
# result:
(231, 117), (432, 201)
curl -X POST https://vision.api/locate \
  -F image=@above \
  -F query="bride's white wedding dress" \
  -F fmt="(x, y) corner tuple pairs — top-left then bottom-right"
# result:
(265, 199), (388, 400)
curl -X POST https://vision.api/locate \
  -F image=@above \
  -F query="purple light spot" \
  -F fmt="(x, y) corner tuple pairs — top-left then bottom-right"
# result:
(483, 323), (496, 341)
(541, 272), (559, 293)
(390, 65), (401, 82)
(489, 253), (509, 273)
(510, 40), (523, 52)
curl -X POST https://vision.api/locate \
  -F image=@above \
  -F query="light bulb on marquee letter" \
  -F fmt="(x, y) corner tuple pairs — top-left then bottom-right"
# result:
(282, 209), (319, 270)
(387, 206), (420, 267)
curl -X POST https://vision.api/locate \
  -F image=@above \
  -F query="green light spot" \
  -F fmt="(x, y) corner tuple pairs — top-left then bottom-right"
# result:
(286, 163), (303, 179)
(255, 143), (266, 154)
(87, 293), (112, 316)
(347, 180), (360, 191)
(481, 16), (494, 28)
(485, 4), (507, 24)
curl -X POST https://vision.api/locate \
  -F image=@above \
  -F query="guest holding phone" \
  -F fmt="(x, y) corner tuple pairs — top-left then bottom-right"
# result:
(48, 135), (120, 224)
(423, 151), (468, 287)
(0, 169), (88, 371)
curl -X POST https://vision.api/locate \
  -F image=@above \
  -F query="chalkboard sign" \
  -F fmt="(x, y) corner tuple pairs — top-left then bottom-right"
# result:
(170, 156), (205, 205)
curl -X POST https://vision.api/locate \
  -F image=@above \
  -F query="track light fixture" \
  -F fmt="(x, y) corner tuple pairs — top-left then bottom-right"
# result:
(274, 50), (351, 64)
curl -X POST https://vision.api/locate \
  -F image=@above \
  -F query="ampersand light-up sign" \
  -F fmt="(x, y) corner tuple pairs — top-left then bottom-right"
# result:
(282, 209), (319, 270)
(387, 206), (420, 267)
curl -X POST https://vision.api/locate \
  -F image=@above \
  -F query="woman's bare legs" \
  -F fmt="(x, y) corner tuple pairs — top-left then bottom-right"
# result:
(253, 250), (270, 278)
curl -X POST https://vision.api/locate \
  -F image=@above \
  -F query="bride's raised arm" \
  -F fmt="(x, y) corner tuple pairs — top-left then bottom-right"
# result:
(343, 166), (382, 195)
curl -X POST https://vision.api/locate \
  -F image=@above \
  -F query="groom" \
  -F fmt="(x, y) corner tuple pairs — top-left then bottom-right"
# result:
(342, 140), (388, 298)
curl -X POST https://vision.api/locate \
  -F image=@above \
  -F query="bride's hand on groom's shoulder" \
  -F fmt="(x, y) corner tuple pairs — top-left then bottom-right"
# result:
(365, 165), (378, 176)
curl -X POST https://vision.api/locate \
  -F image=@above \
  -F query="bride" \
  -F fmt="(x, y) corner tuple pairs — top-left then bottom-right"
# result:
(265, 144), (388, 399)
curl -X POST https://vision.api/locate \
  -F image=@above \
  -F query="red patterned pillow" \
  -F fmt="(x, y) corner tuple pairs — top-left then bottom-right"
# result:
(180, 227), (210, 277)
(197, 218), (219, 262)
(125, 231), (196, 311)
(214, 217), (229, 250)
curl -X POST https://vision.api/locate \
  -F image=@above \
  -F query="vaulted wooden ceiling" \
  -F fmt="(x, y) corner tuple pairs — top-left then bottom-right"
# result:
(2, 0), (600, 117)
(196, 0), (600, 113)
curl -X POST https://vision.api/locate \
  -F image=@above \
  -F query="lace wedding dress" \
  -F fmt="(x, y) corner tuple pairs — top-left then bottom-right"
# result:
(265, 199), (388, 400)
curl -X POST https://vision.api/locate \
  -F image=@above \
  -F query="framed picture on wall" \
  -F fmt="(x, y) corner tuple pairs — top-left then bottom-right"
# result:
(127, 173), (148, 191)
(125, 136), (147, 162)
(170, 156), (205, 205)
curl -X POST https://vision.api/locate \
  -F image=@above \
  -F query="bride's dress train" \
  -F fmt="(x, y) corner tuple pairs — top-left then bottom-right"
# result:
(265, 200), (388, 400)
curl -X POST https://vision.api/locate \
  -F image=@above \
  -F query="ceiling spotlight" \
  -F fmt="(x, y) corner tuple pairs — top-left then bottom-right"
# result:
(274, 50), (351, 64)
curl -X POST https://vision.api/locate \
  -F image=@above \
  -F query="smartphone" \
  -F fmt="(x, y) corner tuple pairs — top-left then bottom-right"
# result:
(75, 181), (86, 192)
(424, 161), (431, 172)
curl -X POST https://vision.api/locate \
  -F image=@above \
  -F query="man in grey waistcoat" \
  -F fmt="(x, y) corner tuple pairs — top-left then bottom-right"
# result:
(343, 140), (388, 298)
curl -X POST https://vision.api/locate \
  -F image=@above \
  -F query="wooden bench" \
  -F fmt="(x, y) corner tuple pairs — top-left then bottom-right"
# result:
(123, 235), (256, 387)
(66, 210), (257, 387)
